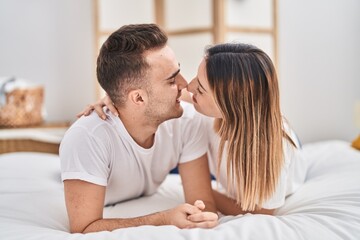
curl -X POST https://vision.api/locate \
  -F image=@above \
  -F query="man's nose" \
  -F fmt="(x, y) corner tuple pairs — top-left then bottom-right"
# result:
(176, 73), (188, 91)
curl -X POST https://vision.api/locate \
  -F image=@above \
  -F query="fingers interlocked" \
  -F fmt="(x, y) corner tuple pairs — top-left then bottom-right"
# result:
(186, 200), (218, 228)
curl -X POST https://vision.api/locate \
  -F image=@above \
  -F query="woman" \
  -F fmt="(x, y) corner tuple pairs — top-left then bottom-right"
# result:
(80, 43), (307, 216)
(186, 43), (306, 215)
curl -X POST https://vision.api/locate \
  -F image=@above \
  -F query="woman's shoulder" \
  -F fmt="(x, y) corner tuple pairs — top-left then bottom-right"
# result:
(282, 117), (302, 148)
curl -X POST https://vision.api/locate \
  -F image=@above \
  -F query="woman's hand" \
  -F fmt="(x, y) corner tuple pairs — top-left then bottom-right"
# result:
(164, 200), (218, 229)
(76, 95), (119, 120)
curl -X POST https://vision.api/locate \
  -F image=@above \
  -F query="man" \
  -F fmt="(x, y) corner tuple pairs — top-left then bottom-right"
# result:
(59, 24), (218, 233)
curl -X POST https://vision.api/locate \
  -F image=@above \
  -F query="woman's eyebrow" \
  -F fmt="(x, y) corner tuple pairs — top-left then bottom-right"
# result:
(197, 78), (207, 92)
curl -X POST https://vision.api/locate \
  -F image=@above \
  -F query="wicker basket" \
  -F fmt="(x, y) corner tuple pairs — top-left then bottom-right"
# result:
(0, 87), (44, 127)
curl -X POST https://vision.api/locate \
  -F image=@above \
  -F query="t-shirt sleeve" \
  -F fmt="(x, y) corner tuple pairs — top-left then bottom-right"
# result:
(261, 168), (288, 209)
(179, 111), (208, 163)
(59, 126), (110, 186)
(261, 132), (303, 209)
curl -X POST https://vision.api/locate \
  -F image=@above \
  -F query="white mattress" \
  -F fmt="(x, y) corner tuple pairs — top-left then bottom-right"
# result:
(0, 140), (359, 240)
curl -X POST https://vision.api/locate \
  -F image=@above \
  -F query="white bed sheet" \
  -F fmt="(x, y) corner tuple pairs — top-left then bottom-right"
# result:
(0, 140), (359, 240)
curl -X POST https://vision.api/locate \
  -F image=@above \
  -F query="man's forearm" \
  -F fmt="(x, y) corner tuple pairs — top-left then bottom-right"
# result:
(82, 211), (167, 233)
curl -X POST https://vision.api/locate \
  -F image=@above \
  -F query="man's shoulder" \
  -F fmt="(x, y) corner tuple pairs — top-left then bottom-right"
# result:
(64, 111), (119, 141)
(60, 112), (122, 159)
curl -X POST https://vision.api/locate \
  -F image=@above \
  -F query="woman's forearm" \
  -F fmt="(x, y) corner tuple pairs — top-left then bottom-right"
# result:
(212, 190), (274, 216)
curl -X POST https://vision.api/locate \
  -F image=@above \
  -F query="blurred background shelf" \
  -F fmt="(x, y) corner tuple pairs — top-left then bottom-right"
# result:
(0, 122), (71, 154)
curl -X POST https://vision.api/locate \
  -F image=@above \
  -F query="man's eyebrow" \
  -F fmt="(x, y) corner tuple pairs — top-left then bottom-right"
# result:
(197, 78), (207, 92)
(165, 68), (181, 80)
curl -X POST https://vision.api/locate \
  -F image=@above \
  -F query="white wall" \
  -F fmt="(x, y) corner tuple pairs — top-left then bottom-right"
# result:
(278, 0), (360, 143)
(1, 0), (359, 143)
(0, 0), (95, 123)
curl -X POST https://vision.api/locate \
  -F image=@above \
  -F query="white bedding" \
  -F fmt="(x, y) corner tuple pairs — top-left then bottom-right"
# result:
(0, 140), (359, 240)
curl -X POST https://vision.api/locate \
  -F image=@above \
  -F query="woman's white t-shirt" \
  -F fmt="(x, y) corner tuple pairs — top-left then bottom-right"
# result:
(204, 116), (308, 209)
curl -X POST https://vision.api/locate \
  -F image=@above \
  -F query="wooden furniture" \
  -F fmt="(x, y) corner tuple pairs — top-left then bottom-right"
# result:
(93, 0), (278, 99)
(0, 122), (70, 154)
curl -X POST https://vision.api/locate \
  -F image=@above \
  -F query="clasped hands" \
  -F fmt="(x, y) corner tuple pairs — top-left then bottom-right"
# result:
(164, 200), (218, 229)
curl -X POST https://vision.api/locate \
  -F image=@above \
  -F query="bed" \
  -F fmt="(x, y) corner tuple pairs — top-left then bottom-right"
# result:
(0, 140), (359, 240)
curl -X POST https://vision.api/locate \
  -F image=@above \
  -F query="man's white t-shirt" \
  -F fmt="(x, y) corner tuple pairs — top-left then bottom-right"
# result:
(60, 102), (207, 206)
(204, 116), (307, 210)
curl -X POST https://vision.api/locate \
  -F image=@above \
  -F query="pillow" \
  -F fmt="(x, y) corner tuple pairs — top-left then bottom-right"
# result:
(351, 135), (360, 150)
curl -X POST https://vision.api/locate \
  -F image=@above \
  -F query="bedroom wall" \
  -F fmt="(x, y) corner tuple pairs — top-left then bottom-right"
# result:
(278, 0), (360, 143)
(0, 0), (359, 144)
(0, 0), (95, 122)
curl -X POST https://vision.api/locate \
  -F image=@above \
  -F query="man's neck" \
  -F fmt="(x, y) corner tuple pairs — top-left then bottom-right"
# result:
(117, 108), (159, 149)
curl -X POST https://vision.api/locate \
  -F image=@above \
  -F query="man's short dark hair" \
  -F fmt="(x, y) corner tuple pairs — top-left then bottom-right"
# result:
(97, 24), (168, 106)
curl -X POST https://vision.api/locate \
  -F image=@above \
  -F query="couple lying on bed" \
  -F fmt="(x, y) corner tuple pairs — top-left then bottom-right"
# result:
(59, 23), (307, 233)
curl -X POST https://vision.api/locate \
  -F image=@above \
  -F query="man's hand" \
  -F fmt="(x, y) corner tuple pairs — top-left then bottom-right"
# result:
(187, 200), (218, 228)
(194, 199), (206, 210)
(164, 200), (218, 229)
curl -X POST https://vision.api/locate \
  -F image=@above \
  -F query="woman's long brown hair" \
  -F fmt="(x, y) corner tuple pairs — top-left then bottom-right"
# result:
(206, 43), (292, 211)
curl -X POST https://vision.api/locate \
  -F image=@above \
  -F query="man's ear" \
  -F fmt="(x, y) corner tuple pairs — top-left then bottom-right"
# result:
(128, 89), (146, 106)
